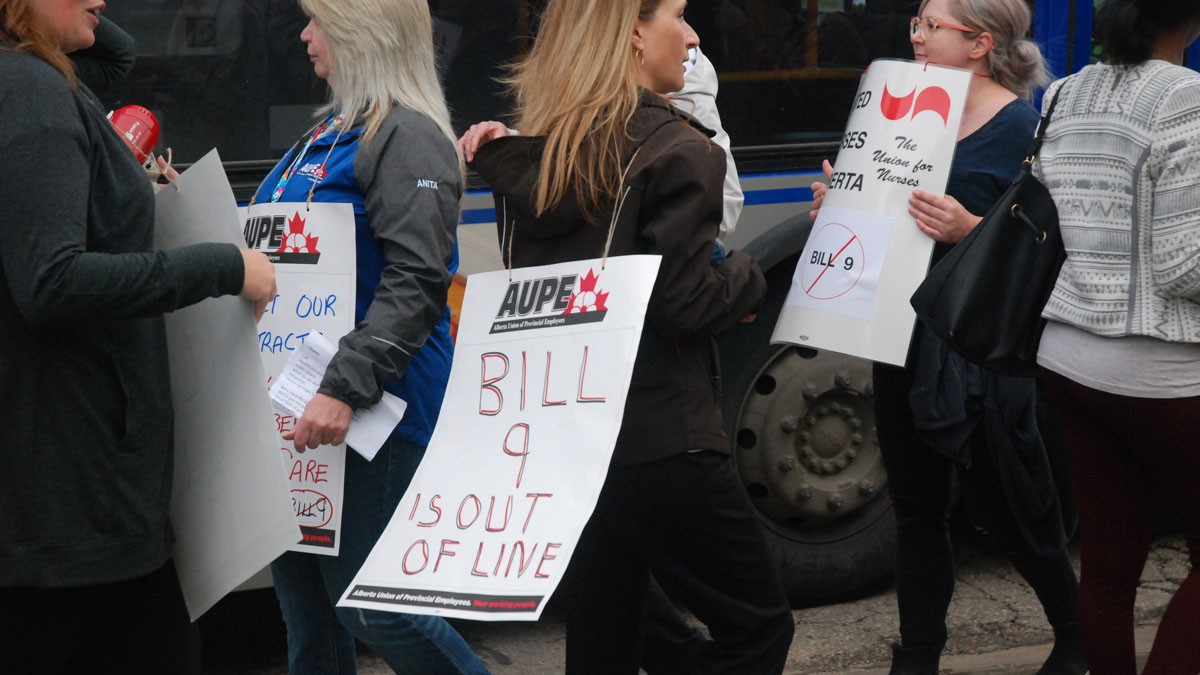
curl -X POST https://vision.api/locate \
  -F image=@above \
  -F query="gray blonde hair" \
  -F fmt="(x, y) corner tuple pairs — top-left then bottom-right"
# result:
(300, 0), (459, 161)
(922, 0), (1050, 100)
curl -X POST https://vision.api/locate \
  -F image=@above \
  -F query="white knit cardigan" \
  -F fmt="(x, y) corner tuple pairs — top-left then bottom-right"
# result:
(1035, 61), (1200, 343)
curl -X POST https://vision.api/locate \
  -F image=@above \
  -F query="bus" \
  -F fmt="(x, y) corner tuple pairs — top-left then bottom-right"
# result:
(95, 0), (1197, 608)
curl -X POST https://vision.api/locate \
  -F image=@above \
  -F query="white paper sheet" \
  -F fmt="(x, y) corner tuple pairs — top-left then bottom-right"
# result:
(269, 332), (408, 462)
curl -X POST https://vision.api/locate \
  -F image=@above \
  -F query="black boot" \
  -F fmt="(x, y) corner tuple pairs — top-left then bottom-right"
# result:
(888, 642), (940, 675)
(1036, 623), (1087, 675)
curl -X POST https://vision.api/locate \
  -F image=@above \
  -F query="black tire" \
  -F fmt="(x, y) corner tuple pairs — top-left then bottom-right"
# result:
(718, 259), (896, 607)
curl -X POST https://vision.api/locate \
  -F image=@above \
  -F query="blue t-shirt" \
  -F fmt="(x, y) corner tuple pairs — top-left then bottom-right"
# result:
(946, 98), (1039, 214)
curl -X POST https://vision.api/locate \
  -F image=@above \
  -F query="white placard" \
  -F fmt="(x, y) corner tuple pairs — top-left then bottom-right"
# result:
(773, 59), (971, 365)
(338, 256), (661, 621)
(154, 150), (301, 620)
(240, 201), (358, 555)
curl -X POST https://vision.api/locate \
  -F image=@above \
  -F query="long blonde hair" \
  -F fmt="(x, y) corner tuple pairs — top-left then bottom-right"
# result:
(300, 0), (459, 162)
(508, 0), (662, 222)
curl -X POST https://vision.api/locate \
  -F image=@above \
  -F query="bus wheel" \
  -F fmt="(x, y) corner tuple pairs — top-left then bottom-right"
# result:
(724, 341), (895, 607)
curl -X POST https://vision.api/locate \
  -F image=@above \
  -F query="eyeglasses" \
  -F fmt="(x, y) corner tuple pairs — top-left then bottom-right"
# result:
(909, 16), (976, 39)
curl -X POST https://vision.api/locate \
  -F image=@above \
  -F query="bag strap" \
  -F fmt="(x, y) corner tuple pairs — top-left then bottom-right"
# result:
(1025, 84), (1064, 165)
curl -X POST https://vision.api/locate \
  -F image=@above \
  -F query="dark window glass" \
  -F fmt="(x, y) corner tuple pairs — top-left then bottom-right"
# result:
(100, 1), (325, 164)
(97, 0), (918, 165)
(691, 0), (917, 146)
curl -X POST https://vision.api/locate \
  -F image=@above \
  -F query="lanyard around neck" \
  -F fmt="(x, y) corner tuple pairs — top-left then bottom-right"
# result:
(259, 113), (346, 207)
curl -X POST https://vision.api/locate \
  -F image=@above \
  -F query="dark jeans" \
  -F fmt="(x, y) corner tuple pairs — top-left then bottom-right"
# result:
(874, 362), (1079, 655)
(561, 450), (794, 675)
(1040, 368), (1200, 675)
(2, 559), (200, 675)
(640, 576), (708, 675)
(271, 437), (489, 675)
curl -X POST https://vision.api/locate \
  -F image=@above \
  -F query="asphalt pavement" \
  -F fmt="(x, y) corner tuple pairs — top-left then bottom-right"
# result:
(204, 533), (1189, 674)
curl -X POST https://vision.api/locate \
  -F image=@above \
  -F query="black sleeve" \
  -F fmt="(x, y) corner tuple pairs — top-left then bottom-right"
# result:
(70, 16), (137, 94)
(0, 65), (244, 326)
(639, 138), (766, 339)
(318, 115), (462, 408)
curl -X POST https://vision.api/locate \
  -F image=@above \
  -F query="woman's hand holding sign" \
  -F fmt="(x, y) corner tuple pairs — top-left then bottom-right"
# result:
(238, 249), (278, 321)
(808, 159), (835, 221)
(908, 189), (982, 244)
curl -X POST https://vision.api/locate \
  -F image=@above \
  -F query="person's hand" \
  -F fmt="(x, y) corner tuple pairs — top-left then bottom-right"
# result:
(458, 121), (510, 163)
(283, 393), (353, 453)
(239, 249), (277, 321)
(156, 155), (180, 182)
(740, 313), (757, 323)
(809, 159), (834, 221)
(909, 189), (982, 244)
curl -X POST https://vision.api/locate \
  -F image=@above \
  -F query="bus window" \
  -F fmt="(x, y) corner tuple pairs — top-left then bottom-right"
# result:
(691, 0), (914, 148)
(100, 1), (325, 165)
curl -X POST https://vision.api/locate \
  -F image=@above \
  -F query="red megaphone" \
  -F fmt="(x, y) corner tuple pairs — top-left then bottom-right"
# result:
(107, 105), (160, 164)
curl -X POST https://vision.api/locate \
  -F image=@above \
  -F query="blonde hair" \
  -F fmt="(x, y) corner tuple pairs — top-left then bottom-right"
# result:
(922, 0), (1050, 100)
(300, 0), (459, 163)
(508, 0), (663, 221)
(0, 0), (76, 84)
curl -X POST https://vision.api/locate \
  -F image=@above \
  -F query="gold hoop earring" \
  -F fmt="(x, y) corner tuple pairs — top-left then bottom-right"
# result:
(636, 49), (644, 66)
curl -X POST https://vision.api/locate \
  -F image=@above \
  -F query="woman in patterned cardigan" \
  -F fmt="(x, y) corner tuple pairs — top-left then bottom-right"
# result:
(1033, 1), (1200, 673)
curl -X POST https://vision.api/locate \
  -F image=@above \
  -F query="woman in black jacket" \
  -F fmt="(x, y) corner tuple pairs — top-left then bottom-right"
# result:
(459, 0), (793, 672)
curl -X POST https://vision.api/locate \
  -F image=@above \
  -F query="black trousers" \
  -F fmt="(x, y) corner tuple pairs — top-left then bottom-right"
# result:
(1, 559), (201, 675)
(562, 450), (794, 675)
(874, 362), (1079, 654)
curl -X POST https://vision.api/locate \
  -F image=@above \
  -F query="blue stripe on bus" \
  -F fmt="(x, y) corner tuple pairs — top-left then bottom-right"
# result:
(462, 183), (815, 224)
(461, 208), (497, 224)
(743, 187), (814, 206)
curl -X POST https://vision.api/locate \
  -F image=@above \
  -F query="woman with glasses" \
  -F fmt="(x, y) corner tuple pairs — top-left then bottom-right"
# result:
(1032, 1), (1200, 673)
(815, 0), (1084, 673)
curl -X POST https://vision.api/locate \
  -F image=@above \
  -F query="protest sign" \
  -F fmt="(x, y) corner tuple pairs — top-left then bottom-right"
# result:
(338, 256), (661, 621)
(772, 59), (971, 365)
(240, 201), (357, 555)
(154, 150), (300, 619)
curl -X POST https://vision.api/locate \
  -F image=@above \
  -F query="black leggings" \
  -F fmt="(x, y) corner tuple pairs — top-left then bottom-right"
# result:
(1040, 368), (1200, 675)
(2, 559), (201, 675)
(874, 362), (1079, 654)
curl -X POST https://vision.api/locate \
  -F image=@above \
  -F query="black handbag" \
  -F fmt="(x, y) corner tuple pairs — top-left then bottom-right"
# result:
(909, 88), (1065, 377)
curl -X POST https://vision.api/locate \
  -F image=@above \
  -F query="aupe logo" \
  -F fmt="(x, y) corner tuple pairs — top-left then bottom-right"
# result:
(880, 83), (953, 126)
(490, 268), (610, 334)
(244, 211), (322, 264)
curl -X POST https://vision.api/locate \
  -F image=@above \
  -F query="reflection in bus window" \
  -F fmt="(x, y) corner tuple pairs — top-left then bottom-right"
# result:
(101, 0), (323, 163)
(96, 0), (919, 166)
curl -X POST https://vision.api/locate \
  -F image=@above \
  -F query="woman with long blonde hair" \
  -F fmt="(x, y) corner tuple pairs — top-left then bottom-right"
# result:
(460, 0), (794, 672)
(261, 0), (485, 673)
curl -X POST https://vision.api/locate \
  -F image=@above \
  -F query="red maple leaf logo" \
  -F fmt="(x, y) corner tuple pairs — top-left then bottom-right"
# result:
(564, 268), (609, 314)
(277, 212), (320, 254)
